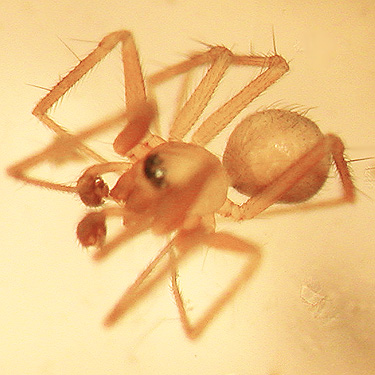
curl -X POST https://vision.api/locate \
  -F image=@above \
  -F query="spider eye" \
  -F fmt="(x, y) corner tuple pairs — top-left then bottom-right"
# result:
(144, 153), (167, 188)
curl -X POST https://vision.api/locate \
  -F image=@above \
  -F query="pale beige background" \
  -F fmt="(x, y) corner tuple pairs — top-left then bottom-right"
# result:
(1, 1), (375, 375)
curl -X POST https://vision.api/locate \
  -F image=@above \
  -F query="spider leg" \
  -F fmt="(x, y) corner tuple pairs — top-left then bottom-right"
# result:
(33, 31), (149, 158)
(8, 31), (156, 190)
(148, 46), (234, 141)
(101, 231), (192, 327)
(148, 47), (288, 142)
(101, 223), (260, 340)
(90, 209), (153, 261)
(167, 47), (232, 141)
(191, 54), (289, 146)
(7, 113), (129, 191)
(169, 229), (261, 340)
(220, 134), (355, 220)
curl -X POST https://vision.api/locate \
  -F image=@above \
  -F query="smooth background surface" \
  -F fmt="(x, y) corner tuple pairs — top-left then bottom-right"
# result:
(2, 1), (375, 374)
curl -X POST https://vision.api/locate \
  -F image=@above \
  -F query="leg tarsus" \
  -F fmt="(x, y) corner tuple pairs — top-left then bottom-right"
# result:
(328, 134), (355, 203)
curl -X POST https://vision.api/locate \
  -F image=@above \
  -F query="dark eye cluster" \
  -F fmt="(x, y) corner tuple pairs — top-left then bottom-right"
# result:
(144, 153), (167, 188)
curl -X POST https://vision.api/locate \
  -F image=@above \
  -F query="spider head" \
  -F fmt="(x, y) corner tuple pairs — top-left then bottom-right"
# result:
(111, 142), (229, 229)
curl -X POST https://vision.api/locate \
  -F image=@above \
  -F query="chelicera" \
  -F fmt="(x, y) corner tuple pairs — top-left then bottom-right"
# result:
(7, 31), (355, 339)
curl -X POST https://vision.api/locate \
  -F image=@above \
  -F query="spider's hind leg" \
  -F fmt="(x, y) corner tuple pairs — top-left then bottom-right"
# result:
(220, 134), (355, 220)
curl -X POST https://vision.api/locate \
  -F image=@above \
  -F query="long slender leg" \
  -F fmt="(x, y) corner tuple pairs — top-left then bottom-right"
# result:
(219, 134), (355, 220)
(168, 47), (232, 140)
(101, 231), (193, 327)
(148, 48), (288, 143)
(169, 231), (261, 340)
(191, 54), (289, 146)
(100, 224), (261, 338)
(171, 70), (195, 127)
(147, 46), (234, 141)
(8, 31), (155, 189)
(33, 31), (145, 133)
(32, 31), (143, 162)
(83, 209), (152, 260)
(7, 113), (129, 191)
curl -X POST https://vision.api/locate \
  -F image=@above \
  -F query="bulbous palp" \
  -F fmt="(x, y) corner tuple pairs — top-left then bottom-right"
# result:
(76, 212), (107, 247)
(76, 173), (109, 207)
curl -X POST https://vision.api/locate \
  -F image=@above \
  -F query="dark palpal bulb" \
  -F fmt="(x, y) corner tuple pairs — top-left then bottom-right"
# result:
(76, 212), (107, 247)
(77, 174), (109, 207)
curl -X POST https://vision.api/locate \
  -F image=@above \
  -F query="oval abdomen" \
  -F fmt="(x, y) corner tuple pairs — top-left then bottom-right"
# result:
(223, 109), (331, 203)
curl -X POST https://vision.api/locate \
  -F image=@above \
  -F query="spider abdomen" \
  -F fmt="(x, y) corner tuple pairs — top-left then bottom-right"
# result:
(223, 109), (331, 203)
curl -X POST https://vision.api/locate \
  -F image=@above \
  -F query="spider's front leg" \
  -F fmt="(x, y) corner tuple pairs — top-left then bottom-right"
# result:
(8, 30), (155, 192)
(33, 30), (150, 158)
(7, 113), (128, 192)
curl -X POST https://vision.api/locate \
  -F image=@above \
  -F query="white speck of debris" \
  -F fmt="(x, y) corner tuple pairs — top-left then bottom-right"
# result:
(300, 284), (325, 306)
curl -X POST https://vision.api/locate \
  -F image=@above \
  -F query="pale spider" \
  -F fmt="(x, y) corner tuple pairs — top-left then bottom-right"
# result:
(7, 31), (355, 339)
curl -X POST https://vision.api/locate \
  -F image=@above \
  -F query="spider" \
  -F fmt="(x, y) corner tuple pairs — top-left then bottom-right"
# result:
(7, 30), (355, 339)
